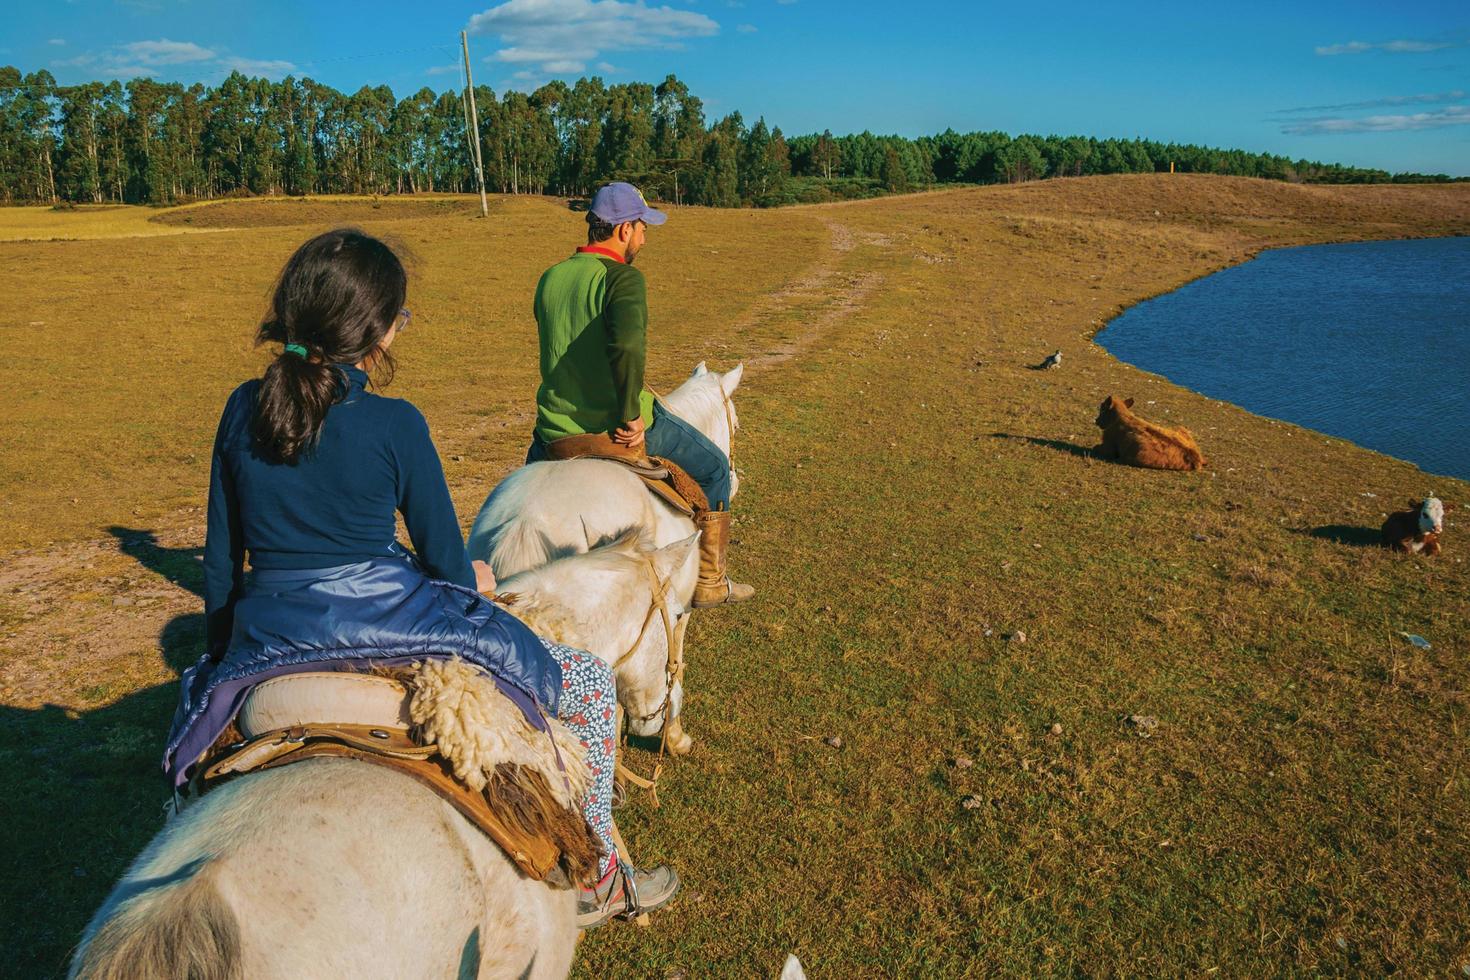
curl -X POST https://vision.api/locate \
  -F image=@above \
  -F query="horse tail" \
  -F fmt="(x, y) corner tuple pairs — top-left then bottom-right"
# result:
(71, 862), (241, 980)
(487, 519), (554, 578)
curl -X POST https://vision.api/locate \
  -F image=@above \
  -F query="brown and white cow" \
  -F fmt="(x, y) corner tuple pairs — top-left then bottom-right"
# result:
(1093, 395), (1206, 471)
(1381, 496), (1448, 555)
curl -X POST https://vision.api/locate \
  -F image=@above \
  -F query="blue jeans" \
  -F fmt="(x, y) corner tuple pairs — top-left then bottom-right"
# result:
(527, 402), (731, 510)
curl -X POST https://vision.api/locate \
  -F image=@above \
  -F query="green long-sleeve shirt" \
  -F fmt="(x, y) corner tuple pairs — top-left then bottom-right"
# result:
(533, 248), (656, 443)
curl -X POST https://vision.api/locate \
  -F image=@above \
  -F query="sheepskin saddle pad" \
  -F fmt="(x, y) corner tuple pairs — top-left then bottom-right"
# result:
(544, 432), (708, 517)
(201, 661), (602, 885)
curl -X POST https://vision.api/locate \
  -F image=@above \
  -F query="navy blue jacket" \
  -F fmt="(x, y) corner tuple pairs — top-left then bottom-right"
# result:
(203, 365), (475, 653)
(165, 557), (563, 786)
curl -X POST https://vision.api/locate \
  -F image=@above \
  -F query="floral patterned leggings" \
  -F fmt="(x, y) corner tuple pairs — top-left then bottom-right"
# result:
(543, 640), (618, 864)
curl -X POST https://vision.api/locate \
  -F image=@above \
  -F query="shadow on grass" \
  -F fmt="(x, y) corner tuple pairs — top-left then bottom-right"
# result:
(1300, 524), (1383, 548)
(107, 526), (206, 600)
(0, 529), (204, 977)
(990, 432), (1097, 460)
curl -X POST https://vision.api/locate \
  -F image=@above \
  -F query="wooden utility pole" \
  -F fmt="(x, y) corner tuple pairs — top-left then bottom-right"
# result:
(461, 30), (489, 218)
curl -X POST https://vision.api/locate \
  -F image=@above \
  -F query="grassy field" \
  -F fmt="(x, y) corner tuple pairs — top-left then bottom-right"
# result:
(1, 176), (1468, 977)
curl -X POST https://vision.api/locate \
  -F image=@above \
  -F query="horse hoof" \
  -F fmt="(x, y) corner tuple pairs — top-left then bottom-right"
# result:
(668, 730), (694, 755)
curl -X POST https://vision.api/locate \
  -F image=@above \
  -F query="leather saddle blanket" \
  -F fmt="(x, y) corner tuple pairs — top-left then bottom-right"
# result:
(193, 669), (601, 886)
(545, 432), (708, 517)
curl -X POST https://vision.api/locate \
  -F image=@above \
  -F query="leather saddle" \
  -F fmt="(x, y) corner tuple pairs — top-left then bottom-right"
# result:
(545, 432), (708, 518)
(195, 672), (587, 884)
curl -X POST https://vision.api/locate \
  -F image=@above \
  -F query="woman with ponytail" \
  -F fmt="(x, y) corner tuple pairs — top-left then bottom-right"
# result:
(168, 229), (678, 929)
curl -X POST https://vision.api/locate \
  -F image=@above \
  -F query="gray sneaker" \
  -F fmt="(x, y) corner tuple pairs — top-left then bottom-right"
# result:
(577, 862), (680, 930)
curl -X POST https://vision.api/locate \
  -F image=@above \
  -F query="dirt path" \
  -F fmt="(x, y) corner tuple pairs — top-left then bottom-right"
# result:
(723, 218), (882, 375)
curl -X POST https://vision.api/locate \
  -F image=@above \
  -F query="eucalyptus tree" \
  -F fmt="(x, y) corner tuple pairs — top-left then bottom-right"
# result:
(739, 117), (789, 202)
(202, 72), (250, 195)
(596, 82), (655, 181)
(4, 69), (60, 203)
(498, 89), (556, 194)
(57, 81), (106, 202)
(698, 111), (743, 206)
(389, 87), (435, 193)
(880, 144), (908, 192)
(653, 74), (705, 203)
(560, 76), (606, 196)
(276, 77), (317, 195)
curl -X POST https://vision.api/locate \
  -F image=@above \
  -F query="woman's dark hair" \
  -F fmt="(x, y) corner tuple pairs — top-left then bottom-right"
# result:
(587, 212), (616, 244)
(252, 228), (407, 464)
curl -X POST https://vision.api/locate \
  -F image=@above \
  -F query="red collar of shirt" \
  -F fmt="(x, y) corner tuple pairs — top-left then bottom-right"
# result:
(576, 244), (626, 264)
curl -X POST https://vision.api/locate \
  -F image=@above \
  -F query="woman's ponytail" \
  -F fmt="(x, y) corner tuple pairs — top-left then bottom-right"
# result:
(252, 346), (341, 464)
(250, 229), (407, 464)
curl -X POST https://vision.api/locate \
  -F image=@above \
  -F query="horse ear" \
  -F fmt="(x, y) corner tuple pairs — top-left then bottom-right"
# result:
(653, 531), (700, 580)
(720, 362), (745, 396)
(691, 361), (708, 377)
(606, 527), (645, 553)
(1124, 397), (1134, 408)
(780, 955), (807, 980)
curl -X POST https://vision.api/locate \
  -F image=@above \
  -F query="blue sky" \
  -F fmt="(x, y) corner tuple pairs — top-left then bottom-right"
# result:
(7, 0), (1468, 175)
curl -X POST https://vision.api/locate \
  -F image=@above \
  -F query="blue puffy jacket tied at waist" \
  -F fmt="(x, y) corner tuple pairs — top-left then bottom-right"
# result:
(164, 556), (563, 788)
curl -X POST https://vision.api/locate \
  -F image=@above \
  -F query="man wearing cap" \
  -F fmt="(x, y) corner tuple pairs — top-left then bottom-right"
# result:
(529, 181), (753, 607)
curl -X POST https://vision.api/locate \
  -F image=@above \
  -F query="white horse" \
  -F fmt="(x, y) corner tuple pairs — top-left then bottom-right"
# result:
(70, 535), (700, 980)
(467, 362), (744, 754)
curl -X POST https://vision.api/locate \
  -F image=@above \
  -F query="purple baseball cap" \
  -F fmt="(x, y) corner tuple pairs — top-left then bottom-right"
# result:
(589, 182), (667, 225)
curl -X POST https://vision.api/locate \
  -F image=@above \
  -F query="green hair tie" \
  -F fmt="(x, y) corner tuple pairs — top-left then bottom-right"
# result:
(283, 343), (308, 358)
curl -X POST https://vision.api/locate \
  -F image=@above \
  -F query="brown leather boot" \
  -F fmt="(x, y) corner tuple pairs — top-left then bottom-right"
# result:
(692, 509), (755, 607)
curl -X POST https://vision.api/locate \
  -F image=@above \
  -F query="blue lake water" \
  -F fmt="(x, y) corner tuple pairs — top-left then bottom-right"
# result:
(1096, 236), (1470, 482)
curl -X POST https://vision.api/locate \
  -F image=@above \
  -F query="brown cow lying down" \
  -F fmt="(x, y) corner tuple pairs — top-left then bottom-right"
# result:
(1381, 496), (1447, 555)
(1094, 395), (1206, 471)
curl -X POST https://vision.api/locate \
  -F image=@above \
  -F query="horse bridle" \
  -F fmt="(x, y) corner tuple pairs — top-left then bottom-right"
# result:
(609, 553), (685, 807)
(719, 388), (737, 465)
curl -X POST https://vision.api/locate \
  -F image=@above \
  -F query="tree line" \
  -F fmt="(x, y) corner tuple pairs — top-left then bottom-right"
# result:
(1, 65), (1460, 208)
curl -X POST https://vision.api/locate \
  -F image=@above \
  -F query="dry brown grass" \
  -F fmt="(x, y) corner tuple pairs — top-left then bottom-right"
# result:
(2, 176), (1468, 977)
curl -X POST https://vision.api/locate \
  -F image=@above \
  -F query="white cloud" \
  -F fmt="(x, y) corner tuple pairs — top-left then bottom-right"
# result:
(53, 38), (294, 81)
(425, 61), (462, 76)
(218, 56), (296, 78)
(468, 0), (719, 75)
(122, 38), (217, 65)
(736, 22), (756, 32)
(1277, 90), (1467, 114)
(1281, 105), (1470, 134)
(596, 61), (618, 72)
(1381, 39), (1452, 53)
(48, 38), (66, 46)
(1316, 38), (1455, 56)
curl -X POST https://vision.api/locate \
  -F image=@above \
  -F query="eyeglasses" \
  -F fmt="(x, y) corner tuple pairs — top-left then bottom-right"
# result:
(397, 308), (411, 331)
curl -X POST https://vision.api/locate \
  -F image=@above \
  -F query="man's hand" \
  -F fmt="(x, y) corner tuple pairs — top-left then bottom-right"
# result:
(472, 559), (497, 595)
(613, 415), (646, 449)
